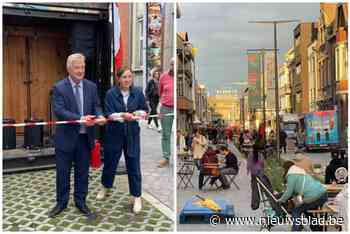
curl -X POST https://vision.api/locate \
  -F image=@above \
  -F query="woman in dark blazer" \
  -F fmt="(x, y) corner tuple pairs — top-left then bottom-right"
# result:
(96, 68), (148, 214)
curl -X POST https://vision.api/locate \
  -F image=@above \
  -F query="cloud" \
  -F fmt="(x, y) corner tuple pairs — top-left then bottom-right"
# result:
(178, 3), (319, 94)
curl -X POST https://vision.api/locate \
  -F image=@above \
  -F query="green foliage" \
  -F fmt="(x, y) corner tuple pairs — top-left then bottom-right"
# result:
(264, 155), (285, 193)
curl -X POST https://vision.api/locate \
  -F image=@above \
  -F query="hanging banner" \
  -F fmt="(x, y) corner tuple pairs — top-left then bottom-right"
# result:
(264, 51), (276, 110)
(147, 2), (162, 81)
(247, 52), (262, 110)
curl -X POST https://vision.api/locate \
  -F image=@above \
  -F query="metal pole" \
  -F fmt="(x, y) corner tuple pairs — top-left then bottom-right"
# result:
(248, 19), (299, 160)
(261, 49), (267, 157)
(274, 23), (280, 160)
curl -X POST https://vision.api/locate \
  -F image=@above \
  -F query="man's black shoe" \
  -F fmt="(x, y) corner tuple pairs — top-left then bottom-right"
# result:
(48, 205), (66, 218)
(76, 205), (97, 219)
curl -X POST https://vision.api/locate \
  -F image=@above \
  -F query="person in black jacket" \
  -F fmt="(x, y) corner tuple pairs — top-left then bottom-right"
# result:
(219, 144), (239, 175)
(325, 150), (348, 184)
(209, 144), (239, 189)
(145, 67), (161, 131)
(280, 129), (288, 154)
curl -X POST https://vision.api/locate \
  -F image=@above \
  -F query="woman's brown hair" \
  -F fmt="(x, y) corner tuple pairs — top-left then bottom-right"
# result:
(282, 161), (295, 179)
(115, 67), (132, 87)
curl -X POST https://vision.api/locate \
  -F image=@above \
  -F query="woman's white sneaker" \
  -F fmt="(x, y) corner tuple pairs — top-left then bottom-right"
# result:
(133, 197), (142, 214)
(96, 187), (108, 200)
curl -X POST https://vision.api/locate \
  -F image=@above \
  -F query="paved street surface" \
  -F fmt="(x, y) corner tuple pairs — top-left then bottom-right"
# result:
(139, 120), (174, 210)
(177, 144), (291, 232)
(3, 120), (174, 232)
(3, 170), (173, 231)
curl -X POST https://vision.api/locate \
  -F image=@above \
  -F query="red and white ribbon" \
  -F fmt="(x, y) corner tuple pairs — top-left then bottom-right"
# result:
(3, 113), (174, 128)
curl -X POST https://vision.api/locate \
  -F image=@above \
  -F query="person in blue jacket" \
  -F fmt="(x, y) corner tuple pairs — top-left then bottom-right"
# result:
(96, 68), (148, 214)
(49, 53), (106, 219)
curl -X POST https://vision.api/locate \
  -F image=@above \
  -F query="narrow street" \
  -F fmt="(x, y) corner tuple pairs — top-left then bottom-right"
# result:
(177, 143), (338, 232)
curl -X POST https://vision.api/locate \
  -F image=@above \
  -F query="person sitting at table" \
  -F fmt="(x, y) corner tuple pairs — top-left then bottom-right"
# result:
(216, 144), (239, 178)
(198, 147), (229, 190)
(277, 160), (327, 231)
(325, 150), (348, 184)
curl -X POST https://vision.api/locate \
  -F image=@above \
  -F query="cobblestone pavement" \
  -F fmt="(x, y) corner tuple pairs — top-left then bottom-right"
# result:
(177, 144), (291, 232)
(139, 121), (174, 210)
(3, 169), (173, 231)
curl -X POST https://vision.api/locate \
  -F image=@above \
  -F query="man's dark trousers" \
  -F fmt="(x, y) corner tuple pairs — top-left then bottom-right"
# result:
(56, 134), (90, 209)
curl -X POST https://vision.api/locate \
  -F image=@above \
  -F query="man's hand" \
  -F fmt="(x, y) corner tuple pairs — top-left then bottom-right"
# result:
(122, 113), (134, 121)
(82, 115), (96, 127)
(94, 116), (107, 126)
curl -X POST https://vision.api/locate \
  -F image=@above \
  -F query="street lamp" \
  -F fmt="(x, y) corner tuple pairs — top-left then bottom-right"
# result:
(249, 19), (299, 160)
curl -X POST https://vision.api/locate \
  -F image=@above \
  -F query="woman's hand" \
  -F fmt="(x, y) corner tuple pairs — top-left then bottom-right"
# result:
(94, 116), (107, 126)
(122, 112), (134, 121)
(82, 115), (96, 127)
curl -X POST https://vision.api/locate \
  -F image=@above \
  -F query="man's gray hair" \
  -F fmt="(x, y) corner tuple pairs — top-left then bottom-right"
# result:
(66, 53), (85, 70)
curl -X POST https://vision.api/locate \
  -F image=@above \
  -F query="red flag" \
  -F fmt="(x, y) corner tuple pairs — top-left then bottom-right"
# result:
(113, 3), (123, 71)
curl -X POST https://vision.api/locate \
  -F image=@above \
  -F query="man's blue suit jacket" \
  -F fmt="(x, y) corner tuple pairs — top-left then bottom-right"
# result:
(52, 77), (103, 152)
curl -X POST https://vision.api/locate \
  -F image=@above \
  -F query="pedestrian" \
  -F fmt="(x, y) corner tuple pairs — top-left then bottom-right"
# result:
(96, 68), (148, 214)
(158, 58), (174, 168)
(280, 129), (288, 154)
(185, 130), (193, 152)
(277, 160), (327, 231)
(247, 143), (265, 210)
(49, 53), (106, 219)
(239, 131), (244, 150)
(268, 130), (275, 147)
(192, 128), (208, 169)
(297, 128), (305, 149)
(145, 67), (161, 132)
(177, 130), (187, 155)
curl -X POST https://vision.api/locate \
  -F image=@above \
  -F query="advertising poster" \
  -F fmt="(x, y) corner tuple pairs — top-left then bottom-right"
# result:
(247, 52), (262, 110)
(305, 110), (339, 145)
(147, 2), (162, 80)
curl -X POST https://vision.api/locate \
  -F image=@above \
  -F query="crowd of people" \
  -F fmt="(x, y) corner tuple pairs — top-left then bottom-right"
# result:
(177, 124), (240, 190)
(178, 121), (348, 231)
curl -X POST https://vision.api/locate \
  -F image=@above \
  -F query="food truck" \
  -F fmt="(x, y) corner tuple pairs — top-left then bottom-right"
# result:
(304, 110), (339, 150)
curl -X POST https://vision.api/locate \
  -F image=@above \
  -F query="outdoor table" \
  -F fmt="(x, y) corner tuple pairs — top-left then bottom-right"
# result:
(308, 202), (340, 232)
(324, 184), (344, 194)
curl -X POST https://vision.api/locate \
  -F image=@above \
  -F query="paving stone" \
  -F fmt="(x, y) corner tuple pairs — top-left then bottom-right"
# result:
(3, 168), (173, 231)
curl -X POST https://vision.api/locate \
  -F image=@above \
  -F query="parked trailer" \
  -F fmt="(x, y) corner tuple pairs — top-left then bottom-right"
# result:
(3, 3), (119, 173)
(304, 110), (339, 151)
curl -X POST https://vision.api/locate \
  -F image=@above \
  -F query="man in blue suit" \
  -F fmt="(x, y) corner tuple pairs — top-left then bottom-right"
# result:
(49, 53), (106, 219)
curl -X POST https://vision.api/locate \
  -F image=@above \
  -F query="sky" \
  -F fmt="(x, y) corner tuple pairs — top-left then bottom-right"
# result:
(177, 3), (320, 95)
